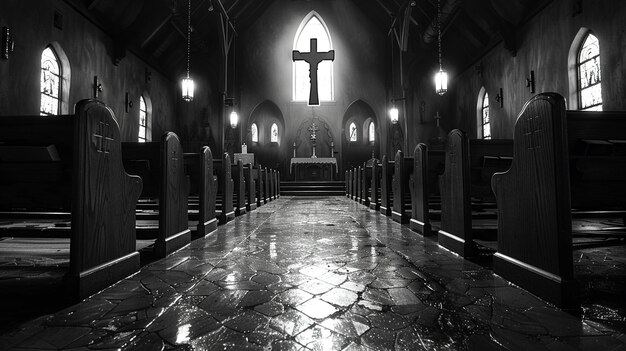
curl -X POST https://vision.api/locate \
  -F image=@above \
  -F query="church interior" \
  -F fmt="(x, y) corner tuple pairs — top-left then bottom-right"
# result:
(1, 0), (626, 349)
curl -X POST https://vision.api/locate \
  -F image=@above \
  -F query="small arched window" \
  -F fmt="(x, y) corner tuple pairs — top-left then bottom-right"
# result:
(270, 123), (278, 143)
(481, 92), (491, 139)
(40, 46), (61, 115)
(293, 11), (333, 102)
(368, 122), (375, 142)
(138, 96), (148, 142)
(349, 122), (358, 142)
(577, 32), (602, 111)
(251, 123), (259, 143)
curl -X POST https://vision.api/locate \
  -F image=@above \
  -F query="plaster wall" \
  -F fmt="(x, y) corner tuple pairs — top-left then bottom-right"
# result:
(438, 0), (626, 139)
(0, 0), (177, 141)
(237, 0), (388, 176)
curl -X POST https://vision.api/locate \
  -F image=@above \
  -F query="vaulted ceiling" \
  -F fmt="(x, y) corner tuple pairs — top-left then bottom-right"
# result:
(66, 0), (552, 80)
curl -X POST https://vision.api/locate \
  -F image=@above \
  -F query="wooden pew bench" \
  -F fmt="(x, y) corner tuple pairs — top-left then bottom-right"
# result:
(243, 163), (257, 211)
(122, 133), (191, 258)
(492, 92), (626, 309)
(231, 160), (246, 216)
(361, 160), (374, 207)
(392, 150), (414, 224)
(184, 146), (218, 239)
(0, 99), (142, 301)
(437, 130), (513, 257)
(409, 144), (445, 236)
(369, 160), (381, 211)
(379, 156), (395, 216)
(214, 153), (236, 224)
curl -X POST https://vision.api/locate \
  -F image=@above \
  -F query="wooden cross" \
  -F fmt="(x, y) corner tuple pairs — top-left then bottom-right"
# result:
(93, 121), (112, 154)
(293, 38), (335, 105)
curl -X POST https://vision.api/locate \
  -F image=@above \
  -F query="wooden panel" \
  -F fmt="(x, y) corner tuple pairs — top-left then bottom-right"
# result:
(369, 160), (380, 210)
(67, 99), (141, 299)
(244, 164), (257, 211)
(492, 93), (577, 309)
(392, 150), (413, 224)
(231, 160), (246, 216)
(156, 132), (191, 257)
(215, 153), (235, 223)
(254, 165), (265, 206)
(438, 129), (475, 257)
(362, 163), (372, 207)
(379, 156), (394, 216)
(410, 143), (433, 236)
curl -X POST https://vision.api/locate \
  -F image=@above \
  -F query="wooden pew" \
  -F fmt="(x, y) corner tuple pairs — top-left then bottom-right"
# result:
(231, 160), (247, 216)
(261, 168), (269, 204)
(184, 146), (218, 238)
(379, 155), (394, 216)
(0, 99), (142, 301)
(243, 164), (257, 211)
(253, 165), (265, 207)
(214, 153), (236, 223)
(369, 160), (381, 211)
(345, 170), (350, 198)
(122, 132), (191, 258)
(437, 130), (512, 258)
(492, 92), (626, 309)
(409, 144), (445, 236)
(392, 150), (414, 224)
(276, 170), (281, 198)
(361, 160), (373, 207)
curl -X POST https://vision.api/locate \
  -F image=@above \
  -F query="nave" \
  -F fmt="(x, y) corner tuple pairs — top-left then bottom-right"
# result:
(1, 196), (624, 350)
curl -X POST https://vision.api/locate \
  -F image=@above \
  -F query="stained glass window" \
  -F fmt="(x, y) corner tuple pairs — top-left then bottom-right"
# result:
(293, 13), (333, 102)
(349, 122), (358, 142)
(138, 96), (147, 142)
(368, 122), (375, 142)
(251, 123), (258, 143)
(40, 47), (61, 116)
(578, 33), (602, 111)
(482, 92), (491, 139)
(270, 123), (278, 143)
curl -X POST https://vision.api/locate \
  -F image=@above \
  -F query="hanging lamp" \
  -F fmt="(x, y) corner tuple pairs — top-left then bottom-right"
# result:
(434, 0), (448, 95)
(181, 0), (194, 101)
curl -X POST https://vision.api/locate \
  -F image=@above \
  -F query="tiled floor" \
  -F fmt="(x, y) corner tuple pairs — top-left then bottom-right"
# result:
(1, 196), (625, 350)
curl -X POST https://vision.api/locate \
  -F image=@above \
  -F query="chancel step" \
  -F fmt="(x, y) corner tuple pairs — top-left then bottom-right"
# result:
(280, 181), (345, 196)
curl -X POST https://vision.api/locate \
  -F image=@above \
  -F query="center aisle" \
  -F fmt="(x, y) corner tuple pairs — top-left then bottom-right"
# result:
(1, 197), (620, 350)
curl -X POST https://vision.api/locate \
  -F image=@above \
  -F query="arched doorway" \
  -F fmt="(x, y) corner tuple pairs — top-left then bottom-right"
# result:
(341, 100), (379, 172)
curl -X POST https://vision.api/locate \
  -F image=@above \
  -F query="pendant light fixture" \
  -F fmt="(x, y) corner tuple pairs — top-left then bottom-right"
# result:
(181, 0), (194, 102)
(434, 0), (448, 95)
(389, 104), (399, 124)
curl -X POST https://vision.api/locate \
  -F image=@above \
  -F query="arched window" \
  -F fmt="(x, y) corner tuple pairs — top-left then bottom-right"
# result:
(577, 32), (602, 111)
(293, 11), (333, 102)
(270, 123), (278, 143)
(349, 122), (358, 142)
(251, 123), (259, 143)
(481, 92), (491, 139)
(40, 46), (61, 115)
(138, 96), (148, 142)
(368, 122), (375, 142)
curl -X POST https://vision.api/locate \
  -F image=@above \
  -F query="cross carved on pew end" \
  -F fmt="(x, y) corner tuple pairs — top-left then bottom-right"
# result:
(523, 115), (543, 150)
(93, 121), (112, 154)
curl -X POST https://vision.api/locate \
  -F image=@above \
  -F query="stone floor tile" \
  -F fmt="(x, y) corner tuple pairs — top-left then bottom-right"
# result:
(321, 287), (359, 308)
(269, 309), (315, 337)
(255, 301), (285, 317)
(296, 298), (338, 319)
(299, 279), (335, 295)
(294, 324), (351, 350)
(276, 288), (313, 307)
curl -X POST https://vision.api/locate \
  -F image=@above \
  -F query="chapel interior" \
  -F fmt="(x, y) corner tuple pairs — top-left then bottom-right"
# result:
(1, 0), (625, 349)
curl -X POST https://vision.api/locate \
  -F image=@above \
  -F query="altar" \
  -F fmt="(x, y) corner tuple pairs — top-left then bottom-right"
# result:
(290, 157), (337, 181)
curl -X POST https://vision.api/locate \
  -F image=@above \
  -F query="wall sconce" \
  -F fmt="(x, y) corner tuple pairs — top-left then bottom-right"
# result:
(229, 110), (239, 129)
(125, 92), (133, 112)
(526, 70), (535, 93)
(2, 27), (15, 60)
(93, 76), (103, 98)
(495, 88), (504, 108)
(389, 105), (399, 124)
